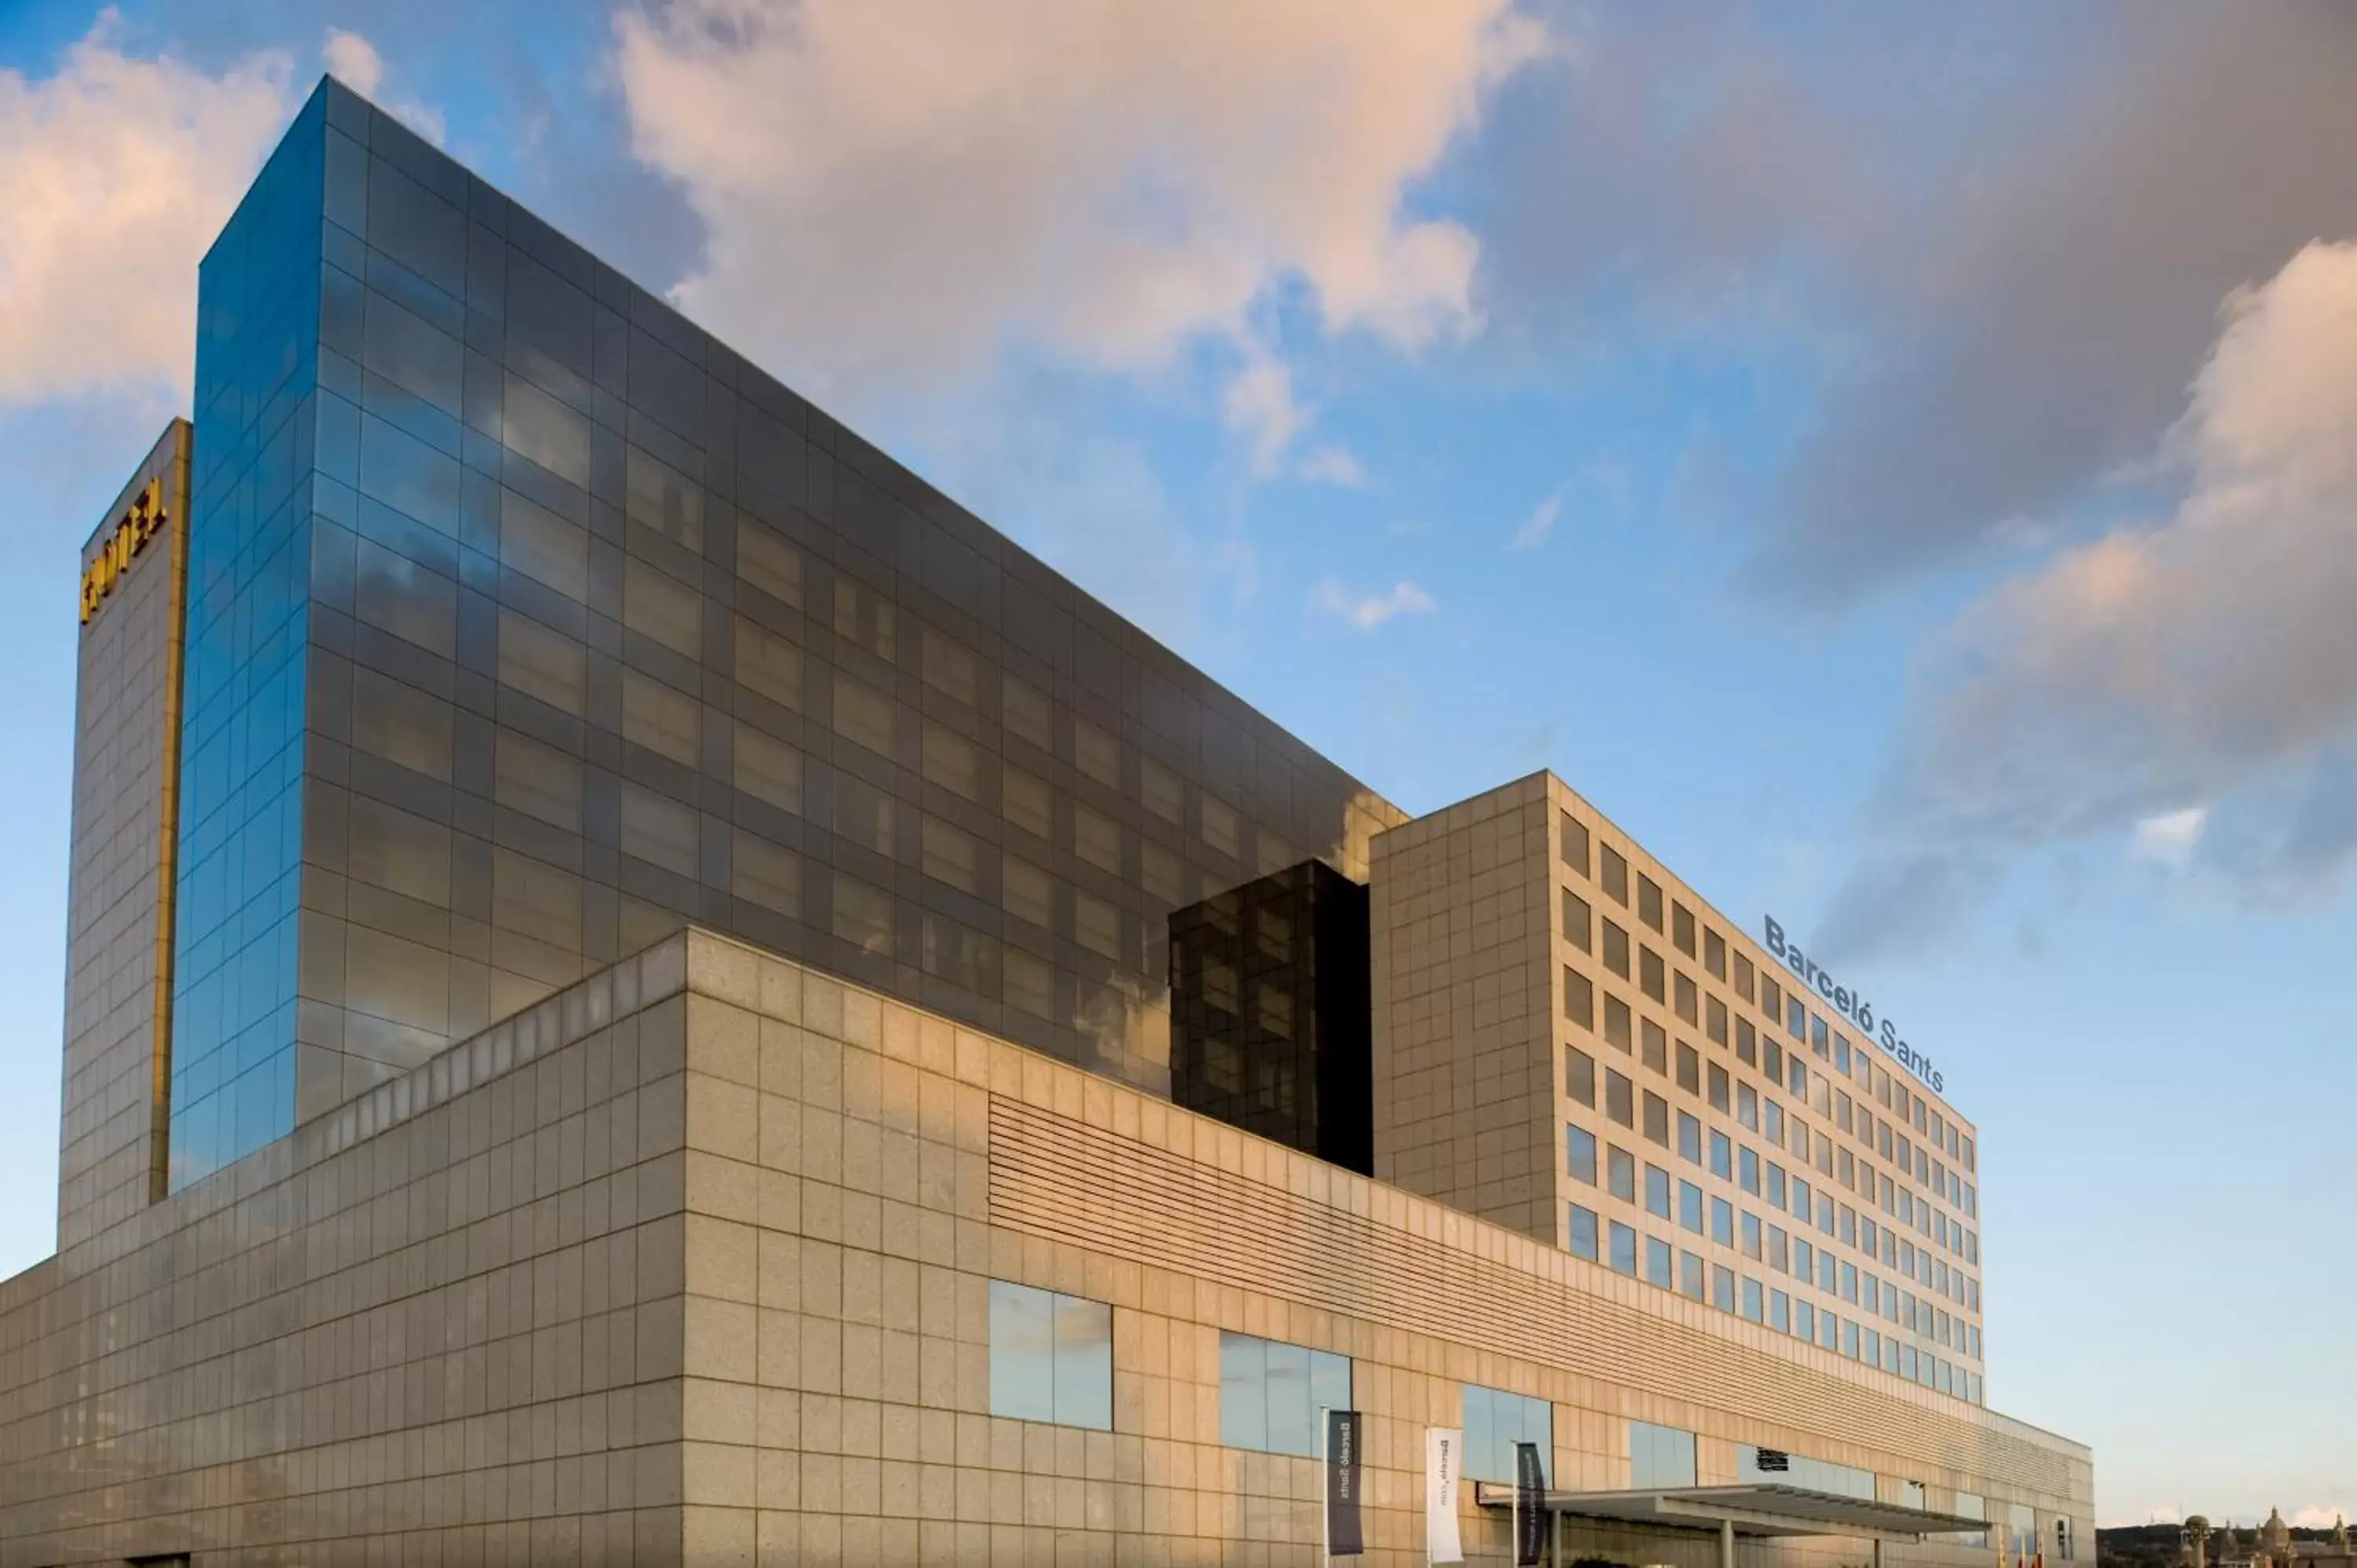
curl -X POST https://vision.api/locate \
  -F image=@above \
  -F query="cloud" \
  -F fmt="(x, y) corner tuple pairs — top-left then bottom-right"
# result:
(1485, 5), (2357, 607)
(2129, 808), (2207, 871)
(614, 0), (1547, 399)
(1818, 238), (2357, 958)
(2288, 1508), (2352, 1531)
(1296, 445), (1367, 488)
(1512, 485), (1564, 549)
(1311, 578), (1435, 630)
(322, 29), (445, 145)
(1224, 345), (1308, 478)
(0, 16), (296, 408)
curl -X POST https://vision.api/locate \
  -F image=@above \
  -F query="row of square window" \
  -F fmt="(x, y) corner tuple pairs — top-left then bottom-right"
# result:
(1559, 811), (1972, 1163)
(1568, 1203), (1983, 1401)
(1568, 1045), (1981, 1275)
(991, 1280), (2010, 1505)
(1568, 1124), (1980, 1328)
(1563, 946), (1977, 1222)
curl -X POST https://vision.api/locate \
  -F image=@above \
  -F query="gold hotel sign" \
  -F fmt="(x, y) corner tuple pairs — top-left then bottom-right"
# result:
(80, 477), (168, 624)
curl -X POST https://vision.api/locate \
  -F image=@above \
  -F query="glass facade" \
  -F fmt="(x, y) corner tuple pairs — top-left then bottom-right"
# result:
(167, 93), (327, 1188)
(161, 78), (1398, 1186)
(1217, 1332), (1351, 1457)
(1169, 858), (1373, 1171)
(987, 1279), (1113, 1430)
(1462, 1383), (1552, 1486)
(1629, 1420), (1697, 1488)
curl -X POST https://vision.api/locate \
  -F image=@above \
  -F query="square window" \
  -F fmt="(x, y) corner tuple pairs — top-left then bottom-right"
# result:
(1566, 1125), (1598, 1185)
(1566, 1046), (1596, 1107)
(1560, 811), (1590, 876)
(1569, 1203), (1600, 1259)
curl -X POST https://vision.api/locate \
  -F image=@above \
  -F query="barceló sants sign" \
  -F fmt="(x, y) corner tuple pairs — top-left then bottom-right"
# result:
(80, 476), (169, 625)
(1762, 915), (1944, 1094)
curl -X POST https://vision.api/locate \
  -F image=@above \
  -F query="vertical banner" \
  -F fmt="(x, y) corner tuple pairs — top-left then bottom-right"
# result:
(1426, 1427), (1464, 1565)
(1514, 1440), (1548, 1567)
(1325, 1409), (1364, 1557)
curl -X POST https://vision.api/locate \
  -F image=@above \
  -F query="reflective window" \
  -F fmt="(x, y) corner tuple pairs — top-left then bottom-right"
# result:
(1463, 1383), (1552, 1486)
(1646, 1236), (1673, 1288)
(733, 829), (801, 916)
(1607, 1146), (1636, 1202)
(1566, 1125), (1598, 1185)
(1219, 1332), (1350, 1457)
(1609, 1222), (1637, 1276)
(620, 783), (698, 877)
(625, 558), (702, 658)
(1568, 1203), (1600, 1260)
(735, 618), (805, 712)
(1599, 844), (1628, 903)
(1564, 966), (1594, 1030)
(737, 519), (805, 609)
(988, 1280), (1113, 1430)
(1560, 811), (1590, 875)
(1562, 888), (1591, 951)
(1630, 1421), (1697, 1488)
(1566, 1046), (1596, 1107)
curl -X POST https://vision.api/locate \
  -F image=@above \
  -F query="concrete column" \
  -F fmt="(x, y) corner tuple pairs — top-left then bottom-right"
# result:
(1721, 1518), (1737, 1568)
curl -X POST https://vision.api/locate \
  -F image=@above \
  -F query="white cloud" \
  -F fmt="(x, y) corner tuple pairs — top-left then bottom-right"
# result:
(0, 17), (295, 407)
(1311, 577), (1435, 629)
(1224, 346), (1307, 478)
(1297, 445), (1367, 488)
(614, 0), (1548, 399)
(323, 30), (445, 145)
(1512, 485), (1564, 548)
(2130, 807), (2207, 870)
(321, 29), (384, 97)
(1821, 238), (2357, 954)
(2288, 1508), (2352, 1531)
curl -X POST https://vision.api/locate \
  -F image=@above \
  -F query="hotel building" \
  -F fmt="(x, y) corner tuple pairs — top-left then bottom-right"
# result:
(0, 78), (2090, 1566)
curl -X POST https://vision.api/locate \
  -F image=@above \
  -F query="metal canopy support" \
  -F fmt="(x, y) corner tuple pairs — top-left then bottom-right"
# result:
(1722, 1516), (1738, 1568)
(1471, 1482), (1988, 1547)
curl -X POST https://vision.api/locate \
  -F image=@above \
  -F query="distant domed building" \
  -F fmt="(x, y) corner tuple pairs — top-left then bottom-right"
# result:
(2186, 1511), (2355, 1568)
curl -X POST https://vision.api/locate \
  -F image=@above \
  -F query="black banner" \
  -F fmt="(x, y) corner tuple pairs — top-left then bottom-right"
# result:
(1325, 1409), (1364, 1557)
(1515, 1440), (1549, 1566)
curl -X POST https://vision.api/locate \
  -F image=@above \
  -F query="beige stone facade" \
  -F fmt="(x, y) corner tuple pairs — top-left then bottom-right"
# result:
(1376, 775), (1990, 1408)
(2, 928), (2088, 1565)
(56, 420), (191, 1253)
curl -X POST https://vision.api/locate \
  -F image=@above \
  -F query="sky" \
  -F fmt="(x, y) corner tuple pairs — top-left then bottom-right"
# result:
(2, 0), (2353, 1528)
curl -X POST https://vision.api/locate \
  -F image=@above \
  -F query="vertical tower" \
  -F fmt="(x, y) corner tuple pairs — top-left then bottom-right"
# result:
(57, 420), (192, 1248)
(163, 87), (328, 1189)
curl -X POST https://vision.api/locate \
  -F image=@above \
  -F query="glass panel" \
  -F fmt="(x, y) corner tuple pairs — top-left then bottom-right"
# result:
(1219, 1332), (1266, 1452)
(988, 1280), (1054, 1423)
(1264, 1340), (1311, 1457)
(1051, 1293), (1113, 1431)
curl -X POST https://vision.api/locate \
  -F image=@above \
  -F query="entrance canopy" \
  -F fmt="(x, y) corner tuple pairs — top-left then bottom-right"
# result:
(1472, 1482), (1991, 1544)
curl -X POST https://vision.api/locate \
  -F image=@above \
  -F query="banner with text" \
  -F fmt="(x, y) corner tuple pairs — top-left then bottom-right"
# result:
(1325, 1409), (1364, 1557)
(1426, 1427), (1464, 1565)
(1514, 1440), (1549, 1566)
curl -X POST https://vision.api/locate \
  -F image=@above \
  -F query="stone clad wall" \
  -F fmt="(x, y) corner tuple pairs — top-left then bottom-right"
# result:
(1, 940), (701, 1566)
(673, 930), (2088, 1566)
(0, 927), (2091, 1565)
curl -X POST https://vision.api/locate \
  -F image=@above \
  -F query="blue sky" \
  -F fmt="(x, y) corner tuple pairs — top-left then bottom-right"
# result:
(4, 0), (2355, 1526)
